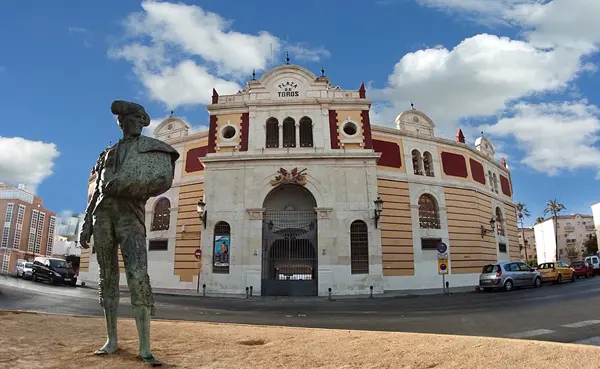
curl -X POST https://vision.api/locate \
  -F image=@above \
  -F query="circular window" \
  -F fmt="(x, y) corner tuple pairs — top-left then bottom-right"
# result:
(221, 126), (236, 139)
(343, 122), (358, 136)
(167, 123), (174, 130)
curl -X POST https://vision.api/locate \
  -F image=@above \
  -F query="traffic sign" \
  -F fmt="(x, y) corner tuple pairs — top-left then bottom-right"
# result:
(194, 248), (201, 259)
(438, 258), (448, 275)
(437, 252), (448, 260)
(437, 242), (448, 254)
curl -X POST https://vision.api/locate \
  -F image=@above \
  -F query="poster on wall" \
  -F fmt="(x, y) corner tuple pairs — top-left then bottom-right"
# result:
(213, 235), (230, 267)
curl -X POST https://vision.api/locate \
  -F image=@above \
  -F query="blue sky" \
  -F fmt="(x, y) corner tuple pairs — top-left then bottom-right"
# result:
(0, 0), (599, 226)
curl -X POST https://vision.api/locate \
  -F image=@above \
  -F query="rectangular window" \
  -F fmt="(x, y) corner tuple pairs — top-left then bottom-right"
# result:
(148, 239), (168, 251)
(12, 205), (26, 249)
(499, 243), (507, 253)
(421, 238), (442, 250)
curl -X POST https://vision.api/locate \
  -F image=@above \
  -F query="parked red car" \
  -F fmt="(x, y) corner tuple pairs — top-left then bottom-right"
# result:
(571, 260), (594, 278)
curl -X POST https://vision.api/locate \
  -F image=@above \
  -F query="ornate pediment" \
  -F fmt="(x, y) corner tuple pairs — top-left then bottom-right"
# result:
(270, 167), (308, 186)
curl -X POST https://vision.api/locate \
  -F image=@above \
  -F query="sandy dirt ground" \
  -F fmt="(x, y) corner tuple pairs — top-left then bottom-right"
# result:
(1, 311), (599, 369)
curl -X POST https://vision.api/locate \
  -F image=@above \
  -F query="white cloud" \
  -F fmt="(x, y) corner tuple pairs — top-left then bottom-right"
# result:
(110, 1), (329, 109)
(481, 101), (600, 177)
(370, 0), (600, 177)
(371, 33), (584, 137)
(287, 43), (331, 62)
(0, 137), (60, 194)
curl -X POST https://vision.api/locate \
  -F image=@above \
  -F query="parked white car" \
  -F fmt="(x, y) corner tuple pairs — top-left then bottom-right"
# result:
(16, 260), (33, 279)
(584, 255), (600, 275)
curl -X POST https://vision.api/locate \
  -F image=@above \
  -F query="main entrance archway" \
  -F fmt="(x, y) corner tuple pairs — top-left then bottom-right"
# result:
(261, 184), (318, 296)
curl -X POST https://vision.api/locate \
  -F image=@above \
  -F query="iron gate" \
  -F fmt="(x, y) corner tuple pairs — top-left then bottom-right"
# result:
(261, 210), (318, 296)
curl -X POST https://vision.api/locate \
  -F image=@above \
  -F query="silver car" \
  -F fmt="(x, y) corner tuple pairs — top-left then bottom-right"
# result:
(16, 261), (34, 279)
(478, 261), (542, 292)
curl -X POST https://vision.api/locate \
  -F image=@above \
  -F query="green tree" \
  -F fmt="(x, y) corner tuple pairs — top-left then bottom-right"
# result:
(543, 199), (567, 262)
(585, 234), (598, 256)
(535, 216), (544, 224)
(515, 202), (531, 262)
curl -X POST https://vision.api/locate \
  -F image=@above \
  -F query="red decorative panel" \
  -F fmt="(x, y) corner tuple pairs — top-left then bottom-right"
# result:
(185, 146), (208, 172)
(361, 110), (373, 149)
(500, 175), (512, 197)
(469, 159), (486, 185)
(240, 112), (249, 152)
(373, 140), (401, 168)
(207, 115), (217, 153)
(441, 152), (468, 178)
(328, 110), (339, 149)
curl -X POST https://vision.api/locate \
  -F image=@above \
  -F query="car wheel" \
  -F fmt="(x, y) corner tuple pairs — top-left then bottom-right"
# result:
(534, 277), (542, 288)
(504, 279), (514, 292)
(571, 274), (576, 283)
(31, 273), (36, 283)
(556, 274), (562, 284)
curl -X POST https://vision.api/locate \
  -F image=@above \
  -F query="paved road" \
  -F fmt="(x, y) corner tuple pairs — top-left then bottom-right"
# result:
(3, 276), (600, 346)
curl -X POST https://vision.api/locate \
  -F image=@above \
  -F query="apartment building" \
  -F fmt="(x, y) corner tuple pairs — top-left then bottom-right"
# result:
(534, 213), (595, 264)
(518, 227), (536, 261)
(0, 182), (56, 275)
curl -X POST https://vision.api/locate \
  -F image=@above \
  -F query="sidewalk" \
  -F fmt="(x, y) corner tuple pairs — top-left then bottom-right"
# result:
(82, 281), (477, 301)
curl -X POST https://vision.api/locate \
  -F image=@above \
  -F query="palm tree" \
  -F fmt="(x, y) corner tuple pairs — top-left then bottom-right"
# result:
(543, 199), (567, 262)
(535, 216), (545, 224)
(515, 202), (531, 262)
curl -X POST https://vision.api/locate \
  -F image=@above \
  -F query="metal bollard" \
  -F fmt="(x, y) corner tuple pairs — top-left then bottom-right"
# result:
(369, 285), (373, 298)
(245, 287), (249, 298)
(328, 287), (332, 300)
(250, 286), (253, 297)
(445, 281), (450, 295)
(202, 284), (206, 296)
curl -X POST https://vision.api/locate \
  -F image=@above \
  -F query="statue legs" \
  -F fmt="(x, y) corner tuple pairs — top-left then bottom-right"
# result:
(119, 225), (160, 365)
(93, 214), (120, 355)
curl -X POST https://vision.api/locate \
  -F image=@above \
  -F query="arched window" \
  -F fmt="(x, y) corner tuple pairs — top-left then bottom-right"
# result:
(265, 118), (279, 148)
(418, 194), (440, 229)
(412, 149), (423, 175)
(350, 220), (369, 274)
(299, 117), (313, 147)
(423, 151), (434, 177)
(213, 221), (231, 274)
(496, 207), (505, 236)
(492, 173), (499, 193)
(151, 198), (171, 231)
(282, 117), (296, 148)
(488, 170), (494, 190)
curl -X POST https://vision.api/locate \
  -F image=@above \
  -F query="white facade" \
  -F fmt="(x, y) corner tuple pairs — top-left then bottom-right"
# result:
(592, 202), (600, 242)
(78, 64), (518, 295)
(534, 214), (595, 263)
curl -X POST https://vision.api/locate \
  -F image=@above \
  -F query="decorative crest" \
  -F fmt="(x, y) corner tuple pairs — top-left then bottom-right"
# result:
(270, 167), (308, 186)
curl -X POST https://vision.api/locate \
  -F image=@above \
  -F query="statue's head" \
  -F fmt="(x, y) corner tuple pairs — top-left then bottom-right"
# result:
(111, 100), (150, 137)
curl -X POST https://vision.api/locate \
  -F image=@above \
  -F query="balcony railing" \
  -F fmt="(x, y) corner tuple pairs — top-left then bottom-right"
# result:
(564, 226), (575, 232)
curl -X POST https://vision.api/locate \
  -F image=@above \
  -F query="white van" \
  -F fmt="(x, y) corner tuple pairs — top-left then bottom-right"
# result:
(584, 255), (600, 275)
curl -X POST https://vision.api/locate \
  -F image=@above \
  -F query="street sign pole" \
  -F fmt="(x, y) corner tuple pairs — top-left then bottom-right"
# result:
(436, 241), (449, 294)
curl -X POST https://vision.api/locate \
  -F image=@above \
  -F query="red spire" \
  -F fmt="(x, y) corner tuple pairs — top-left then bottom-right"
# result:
(501, 157), (507, 168)
(456, 129), (465, 143)
(212, 88), (219, 104)
(359, 82), (366, 98)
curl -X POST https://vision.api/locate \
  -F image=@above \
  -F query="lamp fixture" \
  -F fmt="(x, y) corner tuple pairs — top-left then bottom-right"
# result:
(480, 217), (496, 238)
(374, 196), (384, 228)
(197, 200), (207, 229)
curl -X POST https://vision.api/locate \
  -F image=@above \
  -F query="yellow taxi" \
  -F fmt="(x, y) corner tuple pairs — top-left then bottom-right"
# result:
(537, 261), (575, 284)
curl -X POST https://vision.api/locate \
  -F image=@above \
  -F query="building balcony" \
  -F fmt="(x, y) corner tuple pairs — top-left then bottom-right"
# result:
(564, 226), (575, 232)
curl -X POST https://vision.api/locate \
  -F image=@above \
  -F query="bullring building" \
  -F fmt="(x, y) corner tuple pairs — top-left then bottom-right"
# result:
(78, 64), (519, 296)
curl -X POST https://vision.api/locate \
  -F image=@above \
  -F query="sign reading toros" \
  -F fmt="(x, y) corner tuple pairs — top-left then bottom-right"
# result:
(277, 81), (300, 97)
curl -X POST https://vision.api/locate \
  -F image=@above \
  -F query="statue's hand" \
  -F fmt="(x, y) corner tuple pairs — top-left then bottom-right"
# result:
(79, 222), (92, 249)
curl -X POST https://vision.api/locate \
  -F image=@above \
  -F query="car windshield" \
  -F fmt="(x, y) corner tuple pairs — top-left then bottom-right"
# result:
(24, 263), (33, 268)
(49, 259), (68, 268)
(572, 261), (584, 267)
(482, 265), (498, 273)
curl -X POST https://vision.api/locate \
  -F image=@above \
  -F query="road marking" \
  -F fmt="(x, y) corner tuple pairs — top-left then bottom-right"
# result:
(506, 329), (555, 339)
(573, 336), (600, 346)
(562, 320), (600, 328)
